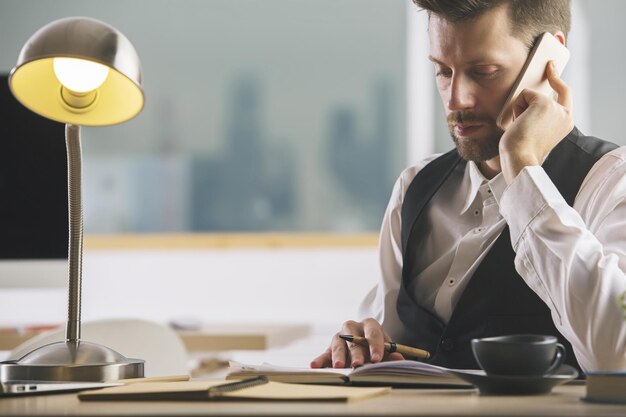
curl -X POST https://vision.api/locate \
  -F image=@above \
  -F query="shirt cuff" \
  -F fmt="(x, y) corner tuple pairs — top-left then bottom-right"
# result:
(498, 166), (563, 249)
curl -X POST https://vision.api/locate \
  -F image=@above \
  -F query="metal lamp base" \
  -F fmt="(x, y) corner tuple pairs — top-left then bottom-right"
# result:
(0, 340), (144, 382)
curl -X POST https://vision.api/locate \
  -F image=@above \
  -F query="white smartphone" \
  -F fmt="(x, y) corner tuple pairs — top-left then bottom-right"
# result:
(496, 32), (570, 130)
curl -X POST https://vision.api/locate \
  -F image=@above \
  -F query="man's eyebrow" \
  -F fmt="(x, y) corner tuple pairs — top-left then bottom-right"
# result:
(428, 55), (443, 65)
(428, 55), (502, 66)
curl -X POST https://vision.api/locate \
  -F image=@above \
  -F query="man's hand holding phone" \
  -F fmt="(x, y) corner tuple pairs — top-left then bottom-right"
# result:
(499, 60), (574, 184)
(310, 318), (404, 368)
(497, 32), (574, 184)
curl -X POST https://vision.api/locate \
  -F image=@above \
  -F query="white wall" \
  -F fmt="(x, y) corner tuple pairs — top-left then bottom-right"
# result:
(0, 247), (379, 328)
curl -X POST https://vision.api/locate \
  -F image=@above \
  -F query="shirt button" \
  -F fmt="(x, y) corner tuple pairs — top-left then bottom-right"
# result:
(440, 338), (455, 352)
(473, 209), (480, 216)
(447, 277), (456, 286)
(487, 189), (492, 194)
(475, 227), (483, 233)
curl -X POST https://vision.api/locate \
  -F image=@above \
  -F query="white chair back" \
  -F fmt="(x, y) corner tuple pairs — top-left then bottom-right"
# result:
(8, 318), (189, 377)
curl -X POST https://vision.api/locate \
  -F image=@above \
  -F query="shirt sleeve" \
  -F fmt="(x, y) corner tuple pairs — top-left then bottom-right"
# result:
(497, 148), (626, 372)
(357, 156), (440, 341)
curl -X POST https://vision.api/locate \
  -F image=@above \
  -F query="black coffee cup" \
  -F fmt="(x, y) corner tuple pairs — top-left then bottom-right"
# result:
(471, 334), (566, 376)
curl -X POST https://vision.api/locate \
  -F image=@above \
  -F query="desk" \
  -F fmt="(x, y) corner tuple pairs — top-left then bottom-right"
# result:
(1, 385), (625, 416)
(177, 324), (310, 351)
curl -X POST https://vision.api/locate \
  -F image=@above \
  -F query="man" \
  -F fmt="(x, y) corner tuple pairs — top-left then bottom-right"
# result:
(311, 0), (626, 373)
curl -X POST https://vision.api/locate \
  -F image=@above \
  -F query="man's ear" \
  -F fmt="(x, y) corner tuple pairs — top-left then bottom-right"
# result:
(552, 31), (566, 46)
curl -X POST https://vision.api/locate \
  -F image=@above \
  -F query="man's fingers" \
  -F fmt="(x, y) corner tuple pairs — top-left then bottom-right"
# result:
(362, 318), (386, 363)
(330, 333), (350, 368)
(316, 319), (390, 369)
(312, 341), (394, 369)
(385, 352), (405, 362)
(310, 348), (332, 368)
(340, 321), (368, 367)
(547, 61), (573, 110)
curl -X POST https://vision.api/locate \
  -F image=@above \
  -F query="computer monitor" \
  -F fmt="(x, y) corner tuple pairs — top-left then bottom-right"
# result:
(0, 74), (68, 288)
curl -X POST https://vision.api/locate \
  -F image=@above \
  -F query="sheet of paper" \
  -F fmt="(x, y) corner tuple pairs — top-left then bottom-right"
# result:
(79, 379), (390, 402)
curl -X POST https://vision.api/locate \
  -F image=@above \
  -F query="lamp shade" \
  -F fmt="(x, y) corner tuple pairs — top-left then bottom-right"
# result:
(9, 17), (144, 126)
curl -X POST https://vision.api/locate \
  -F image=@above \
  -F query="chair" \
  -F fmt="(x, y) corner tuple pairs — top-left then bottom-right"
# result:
(8, 318), (189, 377)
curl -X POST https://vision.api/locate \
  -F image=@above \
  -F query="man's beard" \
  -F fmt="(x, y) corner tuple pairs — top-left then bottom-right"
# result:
(447, 111), (502, 162)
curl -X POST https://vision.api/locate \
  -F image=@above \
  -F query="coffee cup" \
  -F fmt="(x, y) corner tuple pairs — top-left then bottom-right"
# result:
(471, 334), (566, 376)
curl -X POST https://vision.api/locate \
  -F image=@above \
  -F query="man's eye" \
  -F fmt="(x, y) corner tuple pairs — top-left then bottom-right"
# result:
(435, 69), (452, 78)
(473, 69), (499, 79)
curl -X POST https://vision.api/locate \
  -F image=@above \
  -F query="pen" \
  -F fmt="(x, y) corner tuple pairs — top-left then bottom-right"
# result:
(339, 334), (431, 360)
(208, 376), (269, 398)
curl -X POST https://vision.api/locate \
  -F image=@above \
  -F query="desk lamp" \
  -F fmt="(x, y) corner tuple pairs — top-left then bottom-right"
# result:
(0, 17), (145, 382)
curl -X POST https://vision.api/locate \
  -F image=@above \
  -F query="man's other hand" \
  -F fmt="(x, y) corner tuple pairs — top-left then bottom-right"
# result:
(309, 318), (404, 368)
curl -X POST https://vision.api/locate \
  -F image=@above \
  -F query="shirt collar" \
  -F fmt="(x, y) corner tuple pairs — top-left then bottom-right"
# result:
(460, 161), (486, 215)
(460, 161), (507, 215)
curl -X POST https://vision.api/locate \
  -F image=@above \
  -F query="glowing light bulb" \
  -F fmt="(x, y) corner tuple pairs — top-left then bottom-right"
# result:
(53, 58), (109, 93)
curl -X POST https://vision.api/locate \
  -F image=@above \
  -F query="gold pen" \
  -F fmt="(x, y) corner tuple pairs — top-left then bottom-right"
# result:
(339, 334), (431, 360)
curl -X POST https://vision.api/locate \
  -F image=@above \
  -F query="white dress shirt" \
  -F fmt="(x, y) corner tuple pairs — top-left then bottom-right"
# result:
(358, 146), (626, 372)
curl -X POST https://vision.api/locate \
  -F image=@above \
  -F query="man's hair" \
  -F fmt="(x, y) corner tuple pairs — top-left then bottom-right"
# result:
(413, 0), (571, 48)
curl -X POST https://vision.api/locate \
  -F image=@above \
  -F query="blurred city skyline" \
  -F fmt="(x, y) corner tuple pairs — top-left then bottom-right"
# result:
(84, 74), (399, 232)
(0, 0), (407, 232)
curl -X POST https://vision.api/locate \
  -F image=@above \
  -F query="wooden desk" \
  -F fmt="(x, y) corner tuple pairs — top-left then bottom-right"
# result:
(177, 324), (310, 351)
(1, 384), (625, 416)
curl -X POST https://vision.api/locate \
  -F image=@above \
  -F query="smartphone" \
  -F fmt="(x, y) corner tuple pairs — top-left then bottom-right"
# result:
(496, 32), (570, 130)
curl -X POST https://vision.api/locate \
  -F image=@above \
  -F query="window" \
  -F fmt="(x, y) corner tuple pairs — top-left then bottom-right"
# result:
(0, 0), (407, 233)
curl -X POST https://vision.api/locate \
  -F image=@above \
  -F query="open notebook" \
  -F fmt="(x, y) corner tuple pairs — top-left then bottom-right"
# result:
(227, 360), (476, 387)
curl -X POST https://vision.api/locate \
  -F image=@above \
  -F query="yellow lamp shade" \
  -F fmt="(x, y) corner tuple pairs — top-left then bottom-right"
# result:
(9, 17), (144, 126)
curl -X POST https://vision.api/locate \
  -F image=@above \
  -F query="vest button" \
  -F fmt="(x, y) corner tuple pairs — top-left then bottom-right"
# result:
(440, 338), (455, 352)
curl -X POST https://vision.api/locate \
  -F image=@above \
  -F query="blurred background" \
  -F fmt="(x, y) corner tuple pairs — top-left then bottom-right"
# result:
(0, 0), (407, 234)
(0, 0), (623, 235)
(0, 0), (624, 353)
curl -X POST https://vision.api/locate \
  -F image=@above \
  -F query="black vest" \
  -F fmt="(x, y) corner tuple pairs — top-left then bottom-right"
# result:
(396, 128), (618, 372)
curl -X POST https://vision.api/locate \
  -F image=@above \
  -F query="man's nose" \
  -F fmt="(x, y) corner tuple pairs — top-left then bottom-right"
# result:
(447, 76), (476, 111)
